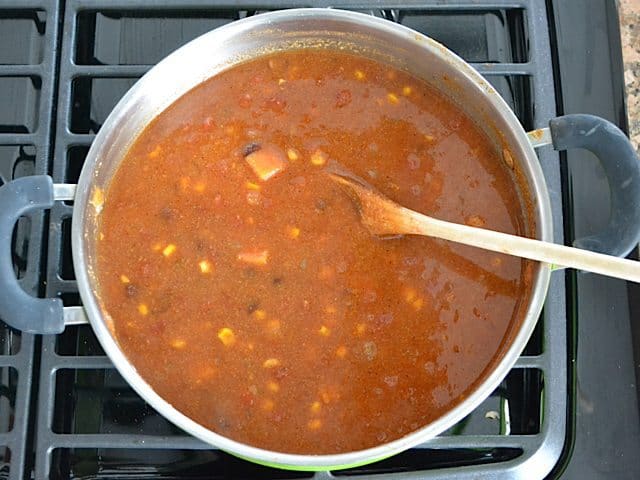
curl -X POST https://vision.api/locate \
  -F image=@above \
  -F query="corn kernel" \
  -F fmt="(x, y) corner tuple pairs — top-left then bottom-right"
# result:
(387, 92), (400, 105)
(120, 275), (130, 284)
(310, 149), (328, 167)
(288, 226), (301, 239)
(262, 399), (275, 412)
(402, 86), (413, 96)
(319, 325), (330, 337)
(278, 78), (286, 85)
(263, 358), (281, 368)
(198, 260), (213, 274)
(192, 366), (216, 384)
(147, 146), (161, 159)
(217, 327), (236, 346)
(162, 244), (176, 257)
(413, 297), (424, 311)
(137, 304), (149, 316)
(404, 287), (417, 302)
(286, 148), (299, 161)
(336, 346), (348, 358)
(354, 69), (365, 80)
(310, 401), (322, 414)
(253, 309), (267, 320)
(308, 419), (322, 430)
(171, 339), (186, 349)
(356, 323), (366, 335)
(267, 381), (280, 393)
(99, 232), (105, 241)
(193, 181), (205, 193)
(424, 134), (436, 143)
(246, 181), (261, 191)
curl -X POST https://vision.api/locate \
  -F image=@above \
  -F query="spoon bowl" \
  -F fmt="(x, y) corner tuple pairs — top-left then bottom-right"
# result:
(328, 169), (640, 283)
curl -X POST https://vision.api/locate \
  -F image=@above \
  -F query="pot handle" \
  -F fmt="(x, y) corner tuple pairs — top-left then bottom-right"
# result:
(0, 175), (65, 333)
(545, 114), (640, 257)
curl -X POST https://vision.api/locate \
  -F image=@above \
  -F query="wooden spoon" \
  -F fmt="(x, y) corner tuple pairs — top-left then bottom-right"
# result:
(327, 170), (640, 283)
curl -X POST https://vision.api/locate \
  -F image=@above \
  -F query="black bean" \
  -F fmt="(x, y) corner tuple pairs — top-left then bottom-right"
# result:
(152, 293), (173, 314)
(247, 300), (260, 314)
(125, 284), (137, 298)
(242, 142), (261, 157)
(272, 277), (283, 285)
(243, 268), (256, 278)
(159, 206), (174, 221)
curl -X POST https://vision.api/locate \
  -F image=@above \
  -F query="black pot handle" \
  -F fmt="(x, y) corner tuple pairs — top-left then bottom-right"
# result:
(0, 176), (65, 333)
(548, 114), (640, 257)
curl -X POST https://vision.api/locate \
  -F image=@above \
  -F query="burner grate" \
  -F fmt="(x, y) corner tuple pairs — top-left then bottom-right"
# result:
(0, 2), (59, 480)
(35, 1), (567, 479)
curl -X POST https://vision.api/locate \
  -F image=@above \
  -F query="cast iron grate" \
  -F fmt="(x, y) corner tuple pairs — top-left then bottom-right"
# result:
(37, 1), (567, 479)
(0, 2), (59, 480)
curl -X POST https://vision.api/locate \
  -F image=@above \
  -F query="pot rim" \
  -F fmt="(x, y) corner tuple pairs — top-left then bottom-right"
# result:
(72, 8), (553, 469)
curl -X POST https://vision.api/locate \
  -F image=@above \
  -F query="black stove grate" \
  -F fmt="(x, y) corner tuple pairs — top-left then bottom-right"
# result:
(17, 1), (567, 478)
(0, 2), (59, 480)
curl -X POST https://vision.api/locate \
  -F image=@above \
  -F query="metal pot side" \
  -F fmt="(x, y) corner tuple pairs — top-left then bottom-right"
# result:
(71, 8), (552, 470)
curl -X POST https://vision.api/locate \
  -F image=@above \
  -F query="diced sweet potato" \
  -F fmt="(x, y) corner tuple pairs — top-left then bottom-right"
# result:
(245, 145), (287, 181)
(237, 249), (269, 266)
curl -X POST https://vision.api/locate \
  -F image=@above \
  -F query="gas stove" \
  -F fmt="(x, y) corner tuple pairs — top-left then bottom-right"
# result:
(0, 1), (638, 479)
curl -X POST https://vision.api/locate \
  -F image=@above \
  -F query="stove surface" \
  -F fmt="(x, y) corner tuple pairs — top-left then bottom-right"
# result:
(0, 1), (637, 479)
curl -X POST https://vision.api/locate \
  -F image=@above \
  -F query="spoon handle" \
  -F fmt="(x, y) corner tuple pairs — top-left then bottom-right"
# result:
(403, 208), (640, 282)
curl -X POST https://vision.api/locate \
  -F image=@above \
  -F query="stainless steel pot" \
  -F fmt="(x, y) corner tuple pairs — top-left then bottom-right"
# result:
(1, 8), (639, 471)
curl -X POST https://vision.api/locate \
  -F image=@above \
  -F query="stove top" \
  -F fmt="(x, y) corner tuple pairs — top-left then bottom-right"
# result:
(0, 1), (638, 479)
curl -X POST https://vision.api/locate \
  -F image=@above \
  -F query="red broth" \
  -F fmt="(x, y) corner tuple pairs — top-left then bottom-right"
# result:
(96, 50), (532, 454)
